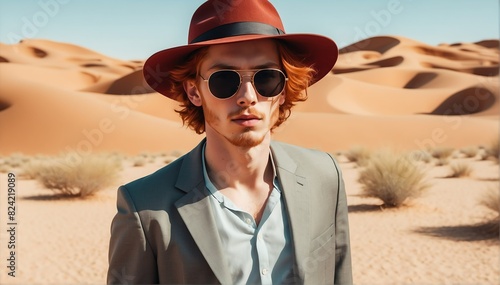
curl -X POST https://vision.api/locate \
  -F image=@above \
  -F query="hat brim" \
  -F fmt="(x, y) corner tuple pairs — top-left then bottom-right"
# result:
(143, 33), (338, 101)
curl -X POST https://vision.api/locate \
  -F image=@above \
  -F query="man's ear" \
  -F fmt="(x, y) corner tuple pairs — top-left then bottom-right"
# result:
(183, 79), (202, 107)
(278, 91), (286, 106)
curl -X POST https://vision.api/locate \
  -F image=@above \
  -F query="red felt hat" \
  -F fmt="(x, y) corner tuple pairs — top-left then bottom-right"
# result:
(143, 0), (338, 101)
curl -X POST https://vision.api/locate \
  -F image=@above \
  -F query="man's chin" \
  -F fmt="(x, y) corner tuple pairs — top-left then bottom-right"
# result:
(228, 132), (267, 148)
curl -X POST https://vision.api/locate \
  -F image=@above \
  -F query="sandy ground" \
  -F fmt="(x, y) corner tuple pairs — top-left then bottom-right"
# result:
(0, 153), (498, 285)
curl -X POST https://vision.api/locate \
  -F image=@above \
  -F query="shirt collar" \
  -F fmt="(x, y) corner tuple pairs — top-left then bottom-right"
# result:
(201, 142), (280, 195)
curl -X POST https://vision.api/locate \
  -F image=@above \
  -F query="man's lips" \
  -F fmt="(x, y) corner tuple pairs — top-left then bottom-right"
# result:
(231, 115), (261, 126)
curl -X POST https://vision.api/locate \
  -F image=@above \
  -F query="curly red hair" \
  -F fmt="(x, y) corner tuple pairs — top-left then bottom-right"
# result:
(168, 41), (316, 134)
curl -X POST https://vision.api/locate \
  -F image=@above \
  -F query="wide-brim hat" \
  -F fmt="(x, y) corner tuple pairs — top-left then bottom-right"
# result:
(143, 0), (338, 101)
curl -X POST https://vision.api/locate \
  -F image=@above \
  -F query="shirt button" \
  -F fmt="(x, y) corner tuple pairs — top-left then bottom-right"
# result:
(258, 233), (263, 240)
(262, 268), (268, 275)
(245, 218), (252, 225)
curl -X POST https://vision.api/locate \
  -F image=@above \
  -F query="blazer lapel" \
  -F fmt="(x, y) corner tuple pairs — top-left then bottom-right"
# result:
(270, 142), (311, 279)
(174, 140), (232, 285)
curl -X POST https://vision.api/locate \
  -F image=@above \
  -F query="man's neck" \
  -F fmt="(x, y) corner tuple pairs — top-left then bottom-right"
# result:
(204, 135), (273, 191)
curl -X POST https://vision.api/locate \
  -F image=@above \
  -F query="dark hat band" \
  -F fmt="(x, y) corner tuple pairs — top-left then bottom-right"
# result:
(190, 21), (285, 44)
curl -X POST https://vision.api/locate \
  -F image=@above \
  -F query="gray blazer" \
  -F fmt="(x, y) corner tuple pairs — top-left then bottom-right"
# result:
(107, 139), (352, 284)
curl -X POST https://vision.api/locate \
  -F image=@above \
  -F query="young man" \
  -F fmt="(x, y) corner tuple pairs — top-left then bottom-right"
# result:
(107, 1), (352, 284)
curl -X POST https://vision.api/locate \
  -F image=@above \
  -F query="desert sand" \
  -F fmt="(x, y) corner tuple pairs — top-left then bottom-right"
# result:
(0, 36), (498, 284)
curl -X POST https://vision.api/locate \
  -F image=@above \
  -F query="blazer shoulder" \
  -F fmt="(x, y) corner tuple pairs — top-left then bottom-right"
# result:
(126, 156), (183, 189)
(119, 156), (186, 211)
(271, 140), (343, 184)
(272, 141), (338, 165)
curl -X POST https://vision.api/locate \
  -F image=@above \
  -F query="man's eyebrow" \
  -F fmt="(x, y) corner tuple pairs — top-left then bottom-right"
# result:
(207, 62), (281, 71)
(207, 63), (236, 70)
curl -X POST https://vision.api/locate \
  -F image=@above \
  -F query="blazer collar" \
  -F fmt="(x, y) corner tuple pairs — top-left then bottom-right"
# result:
(174, 139), (232, 284)
(270, 141), (310, 279)
(174, 139), (310, 283)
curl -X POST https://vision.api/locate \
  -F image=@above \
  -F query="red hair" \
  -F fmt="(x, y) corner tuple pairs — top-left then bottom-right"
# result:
(168, 41), (316, 134)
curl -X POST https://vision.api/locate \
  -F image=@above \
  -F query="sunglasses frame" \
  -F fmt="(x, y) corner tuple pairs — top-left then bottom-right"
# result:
(199, 68), (288, 99)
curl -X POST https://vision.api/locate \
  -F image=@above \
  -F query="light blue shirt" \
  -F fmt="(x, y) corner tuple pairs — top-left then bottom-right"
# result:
(202, 145), (294, 284)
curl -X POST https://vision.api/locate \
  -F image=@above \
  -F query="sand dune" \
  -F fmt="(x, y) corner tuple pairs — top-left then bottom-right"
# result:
(0, 35), (498, 155)
(0, 75), (200, 155)
(274, 112), (498, 152)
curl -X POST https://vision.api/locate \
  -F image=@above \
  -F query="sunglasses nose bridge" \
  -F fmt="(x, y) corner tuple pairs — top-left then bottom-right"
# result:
(237, 72), (257, 93)
(234, 72), (258, 104)
(239, 73), (253, 83)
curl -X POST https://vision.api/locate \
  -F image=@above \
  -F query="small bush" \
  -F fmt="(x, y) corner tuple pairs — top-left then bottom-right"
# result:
(408, 150), (433, 163)
(460, 146), (479, 158)
(4, 153), (29, 168)
(156, 152), (168, 157)
(34, 153), (120, 198)
(169, 150), (184, 158)
(358, 149), (431, 207)
(478, 149), (490, 161)
(21, 160), (46, 179)
(435, 157), (450, 166)
(163, 150), (184, 164)
(486, 138), (499, 162)
(0, 163), (9, 173)
(430, 146), (454, 159)
(344, 146), (371, 166)
(164, 156), (178, 165)
(479, 186), (500, 231)
(132, 157), (146, 167)
(447, 162), (473, 178)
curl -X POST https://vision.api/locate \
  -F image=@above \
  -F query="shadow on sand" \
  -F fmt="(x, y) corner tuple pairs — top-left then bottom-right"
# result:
(414, 222), (499, 242)
(348, 204), (384, 213)
(21, 194), (87, 201)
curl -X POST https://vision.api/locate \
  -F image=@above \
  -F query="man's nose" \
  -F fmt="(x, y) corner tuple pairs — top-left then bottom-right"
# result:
(236, 75), (257, 106)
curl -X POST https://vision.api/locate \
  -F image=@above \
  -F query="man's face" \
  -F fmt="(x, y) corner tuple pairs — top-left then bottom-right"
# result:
(188, 39), (285, 148)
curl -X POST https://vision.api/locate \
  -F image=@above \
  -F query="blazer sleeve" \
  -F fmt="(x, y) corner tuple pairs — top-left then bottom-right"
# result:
(107, 186), (158, 284)
(330, 155), (353, 285)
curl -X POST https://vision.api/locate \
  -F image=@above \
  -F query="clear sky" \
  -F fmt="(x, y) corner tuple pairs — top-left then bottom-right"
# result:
(0, 0), (498, 60)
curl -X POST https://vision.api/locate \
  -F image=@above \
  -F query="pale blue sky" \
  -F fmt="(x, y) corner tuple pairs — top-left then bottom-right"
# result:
(0, 0), (498, 60)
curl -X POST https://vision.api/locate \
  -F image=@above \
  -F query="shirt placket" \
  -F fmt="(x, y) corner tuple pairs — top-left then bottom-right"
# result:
(255, 189), (280, 285)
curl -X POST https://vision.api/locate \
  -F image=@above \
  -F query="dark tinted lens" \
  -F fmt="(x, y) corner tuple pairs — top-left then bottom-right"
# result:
(208, 70), (241, 99)
(254, 69), (286, 97)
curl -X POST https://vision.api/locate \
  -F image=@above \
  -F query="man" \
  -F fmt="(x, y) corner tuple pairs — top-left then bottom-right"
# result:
(107, 0), (352, 284)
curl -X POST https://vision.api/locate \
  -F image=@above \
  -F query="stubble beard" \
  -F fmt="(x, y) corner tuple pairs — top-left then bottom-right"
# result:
(203, 105), (274, 148)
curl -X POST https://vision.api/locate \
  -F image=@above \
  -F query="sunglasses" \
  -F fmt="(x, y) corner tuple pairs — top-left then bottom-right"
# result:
(200, 68), (288, 99)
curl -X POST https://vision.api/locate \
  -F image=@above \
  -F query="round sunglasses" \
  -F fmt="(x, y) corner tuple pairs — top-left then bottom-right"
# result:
(200, 68), (288, 99)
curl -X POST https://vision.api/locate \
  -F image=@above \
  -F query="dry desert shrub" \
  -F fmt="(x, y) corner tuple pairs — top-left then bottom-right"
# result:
(4, 152), (29, 168)
(479, 186), (500, 231)
(0, 163), (9, 173)
(164, 156), (179, 165)
(163, 150), (185, 164)
(156, 152), (168, 157)
(107, 152), (126, 164)
(435, 157), (450, 166)
(21, 160), (46, 179)
(169, 150), (184, 158)
(478, 149), (490, 161)
(137, 151), (160, 163)
(408, 150), (433, 164)
(358, 149), (431, 207)
(34, 153), (120, 198)
(430, 146), (454, 159)
(344, 146), (371, 166)
(132, 156), (146, 167)
(460, 146), (479, 158)
(447, 162), (473, 178)
(486, 138), (499, 162)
